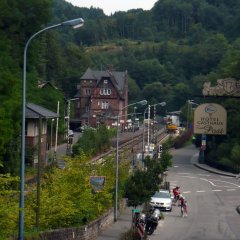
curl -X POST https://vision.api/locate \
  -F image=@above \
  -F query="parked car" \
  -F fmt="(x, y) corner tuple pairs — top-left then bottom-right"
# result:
(150, 189), (172, 211)
(75, 125), (96, 132)
(74, 125), (87, 132)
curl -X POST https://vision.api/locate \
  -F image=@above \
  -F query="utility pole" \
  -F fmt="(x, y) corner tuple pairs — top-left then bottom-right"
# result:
(132, 107), (137, 168)
(147, 105), (150, 152)
(152, 104), (156, 144)
(36, 116), (42, 231)
(54, 101), (59, 161)
(66, 99), (71, 155)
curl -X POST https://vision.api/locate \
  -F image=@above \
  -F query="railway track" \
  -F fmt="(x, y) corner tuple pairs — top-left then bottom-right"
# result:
(92, 127), (168, 164)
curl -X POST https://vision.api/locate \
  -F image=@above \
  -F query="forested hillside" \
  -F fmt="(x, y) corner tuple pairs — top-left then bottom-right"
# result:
(0, 0), (240, 173)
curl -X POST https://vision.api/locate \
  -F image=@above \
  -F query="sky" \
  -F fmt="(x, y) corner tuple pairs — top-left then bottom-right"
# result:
(65, 0), (158, 15)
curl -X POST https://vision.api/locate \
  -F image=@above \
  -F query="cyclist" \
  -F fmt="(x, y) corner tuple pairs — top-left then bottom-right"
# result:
(172, 186), (180, 204)
(179, 195), (187, 217)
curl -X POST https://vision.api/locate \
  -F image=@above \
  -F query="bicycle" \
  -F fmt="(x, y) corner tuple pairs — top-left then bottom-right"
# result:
(180, 201), (188, 217)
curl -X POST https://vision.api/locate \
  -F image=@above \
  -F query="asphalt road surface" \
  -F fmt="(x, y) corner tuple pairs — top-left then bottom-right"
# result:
(150, 145), (240, 240)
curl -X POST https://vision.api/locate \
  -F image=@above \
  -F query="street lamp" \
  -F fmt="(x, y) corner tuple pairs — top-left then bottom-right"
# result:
(186, 100), (198, 129)
(142, 102), (166, 165)
(114, 100), (147, 222)
(19, 18), (84, 240)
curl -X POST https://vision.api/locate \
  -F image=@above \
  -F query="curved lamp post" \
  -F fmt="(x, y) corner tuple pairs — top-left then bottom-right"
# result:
(19, 18), (84, 240)
(187, 100), (198, 129)
(142, 102), (166, 166)
(114, 100), (147, 222)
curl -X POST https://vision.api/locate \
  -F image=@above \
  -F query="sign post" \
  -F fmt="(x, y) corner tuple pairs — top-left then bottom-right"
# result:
(194, 103), (227, 135)
(194, 103), (227, 163)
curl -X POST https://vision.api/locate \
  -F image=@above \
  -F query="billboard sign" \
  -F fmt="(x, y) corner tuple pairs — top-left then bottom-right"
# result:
(194, 103), (227, 135)
(89, 176), (106, 192)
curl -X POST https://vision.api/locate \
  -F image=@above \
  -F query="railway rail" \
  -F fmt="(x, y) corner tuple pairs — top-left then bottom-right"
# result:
(92, 127), (169, 165)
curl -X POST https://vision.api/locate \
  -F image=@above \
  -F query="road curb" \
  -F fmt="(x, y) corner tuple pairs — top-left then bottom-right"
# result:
(193, 163), (236, 178)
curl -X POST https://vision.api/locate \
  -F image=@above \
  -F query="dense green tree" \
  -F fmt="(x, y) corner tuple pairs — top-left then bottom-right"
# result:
(217, 38), (240, 79)
(125, 157), (163, 206)
(142, 82), (166, 104)
(128, 76), (141, 101)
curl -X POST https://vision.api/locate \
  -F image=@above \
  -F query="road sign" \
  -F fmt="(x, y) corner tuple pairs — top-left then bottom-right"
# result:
(89, 176), (106, 192)
(159, 144), (163, 153)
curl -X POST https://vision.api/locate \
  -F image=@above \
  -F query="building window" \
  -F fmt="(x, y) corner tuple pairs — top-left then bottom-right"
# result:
(85, 105), (89, 113)
(101, 101), (109, 109)
(100, 88), (111, 95)
(104, 79), (108, 84)
(85, 89), (91, 95)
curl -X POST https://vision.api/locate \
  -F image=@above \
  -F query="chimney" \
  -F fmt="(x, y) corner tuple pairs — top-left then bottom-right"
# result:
(106, 64), (114, 73)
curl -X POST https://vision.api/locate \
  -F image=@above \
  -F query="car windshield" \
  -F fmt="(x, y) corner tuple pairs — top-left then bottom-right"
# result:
(153, 191), (170, 198)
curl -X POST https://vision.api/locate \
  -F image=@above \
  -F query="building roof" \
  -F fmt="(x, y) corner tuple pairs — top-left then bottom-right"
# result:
(80, 67), (127, 98)
(167, 110), (182, 115)
(37, 81), (58, 89)
(26, 103), (59, 119)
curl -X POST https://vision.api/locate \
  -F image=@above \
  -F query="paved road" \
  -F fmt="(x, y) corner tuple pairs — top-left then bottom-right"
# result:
(150, 145), (240, 240)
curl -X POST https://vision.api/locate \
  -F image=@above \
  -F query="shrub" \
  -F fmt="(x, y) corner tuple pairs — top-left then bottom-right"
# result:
(173, 129), (193, 149)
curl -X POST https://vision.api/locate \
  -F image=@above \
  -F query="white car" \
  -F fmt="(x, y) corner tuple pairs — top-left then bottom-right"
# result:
(150, 190), (172, 211)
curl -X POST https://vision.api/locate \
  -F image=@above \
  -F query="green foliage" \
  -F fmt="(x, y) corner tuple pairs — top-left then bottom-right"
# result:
(1, 0), (240, 176)
(160, 143), (173, 171)
(124, 154), (172, 206)
(29, 147), (130, 236)
(128, 76), (141, 101)
(0, 174), (20, 239)
(173, 130), (193, 149)
(72, 125), (111, 157)
(206, 139), (240, 173)
(0, 195), (19, 239)
(0, 0), (240, 235)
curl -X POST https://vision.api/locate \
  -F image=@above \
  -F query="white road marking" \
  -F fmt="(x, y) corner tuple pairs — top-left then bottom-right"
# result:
(178, 172), (191, 175)
(196, 190), (205, 193)
(212, 189), (222, 192)
(210, 179), (240, 188)
(183, 191), (191, 194)
(200, 178), (209, 182)
(200, 178), (240, 188)
(198, 174), (211, 177)
(173, 165), (179, 168)
(181, 176), (197, 179)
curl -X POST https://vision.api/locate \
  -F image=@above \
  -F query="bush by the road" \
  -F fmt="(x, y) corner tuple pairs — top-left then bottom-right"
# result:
(72, 125), (111, 157)
(173, 129), (193, 149)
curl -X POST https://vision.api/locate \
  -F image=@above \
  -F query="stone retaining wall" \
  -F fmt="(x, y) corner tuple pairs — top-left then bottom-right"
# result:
(37, 199), (127, 240)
